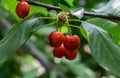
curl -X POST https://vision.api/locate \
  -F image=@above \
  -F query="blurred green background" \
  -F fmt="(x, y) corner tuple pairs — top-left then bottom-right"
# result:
(0, 0), (118, 78)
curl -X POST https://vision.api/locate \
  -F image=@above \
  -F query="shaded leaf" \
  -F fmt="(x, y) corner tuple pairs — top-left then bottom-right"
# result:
(110, 26), (120, 45)
(86, 18), (118, 32)
(50, 70), (58, 78)
(80, 26), (88, 40)
(30, 5), (48, 16)
(58, 3), (70, 12)
(0, 18), (39, 67)
(23, 69), (37, 78)
(87, 18), (120, 45)
(64, 0), (74, 7)
(94, 0), (120, 16)
(82, 21), (120, 77)
(66, 64), (96, 78)
(70, 7), (84, 19)
(4, 0), (19, 19)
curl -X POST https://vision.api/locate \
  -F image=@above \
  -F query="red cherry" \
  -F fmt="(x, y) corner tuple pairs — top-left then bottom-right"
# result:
(63, 35), (80, 51)
(53, 44), (65, 58)
(16, 1), (30, 18)
(64, 50), (78, 60)
(49, 31), (64, 47)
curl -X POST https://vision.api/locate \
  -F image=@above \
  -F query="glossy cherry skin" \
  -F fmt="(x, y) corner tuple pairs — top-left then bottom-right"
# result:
(53, 44), (65, 58)
(63, 35), (80, 51)
(64, 50), (78, 60)
(16, 1), (30, 18)
(49, 31), (64, 47)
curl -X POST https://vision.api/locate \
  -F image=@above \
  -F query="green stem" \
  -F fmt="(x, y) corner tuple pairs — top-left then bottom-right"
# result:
(48, 12), (57, 17)
(59, 26), (62, 32)
(33, 21), (57, 32)
(67, 19), (81, 36)
(55, 20), (59, 31)
(66, 19), (72, 36)
(69, 24), (80, 29)
(68, 19), (81, 22)
(38, 17), (53, 20)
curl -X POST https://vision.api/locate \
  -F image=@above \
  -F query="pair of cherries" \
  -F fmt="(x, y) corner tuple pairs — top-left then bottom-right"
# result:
(49, 31), (80, 60)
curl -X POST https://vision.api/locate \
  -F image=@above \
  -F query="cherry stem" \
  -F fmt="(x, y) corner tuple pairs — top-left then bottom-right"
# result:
(68, 19), (81, 29)
(38, 17), (53, 20)
(34, 21), (57, 32)
(59, 26), (62, 32)
(66, 19), (72, 36)
(67, 19), (82, 36)
(33, 16), (57, 32)
(55, 20), (59, 31)
(69, 24), (80, 29)
(68, 19), (81, 22)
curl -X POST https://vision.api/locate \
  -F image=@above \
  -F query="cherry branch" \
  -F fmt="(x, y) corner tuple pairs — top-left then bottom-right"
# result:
(24, 0), (120, 20)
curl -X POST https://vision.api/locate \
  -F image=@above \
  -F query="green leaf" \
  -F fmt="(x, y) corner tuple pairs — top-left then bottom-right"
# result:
(58, 3), (70, 12)
(70, 7), (84, 19)
(4, 0), (19, 20)
(4, 0), (17, 13)
(37, 0), (52, 4)
(30, 5), (48, 16)
(93, 0), (120, 16)
(80, 26), (88, 40)
(110, 26), (120, 45)
(50, 70), (58, 78)
(86, 18), (118, 32)
(67, 64), (96, 78)
(86, 18), (120, 45)
(82, 21), (120, 77)
(64, 0), (74, 7)
(23, 69), (37, 78)
(0, 18), (39, 67)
